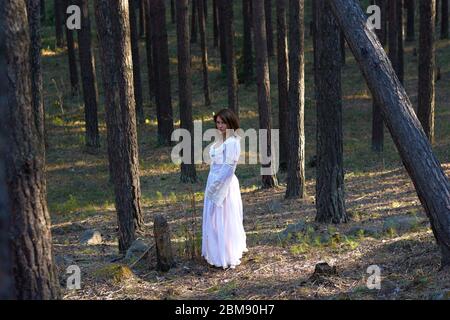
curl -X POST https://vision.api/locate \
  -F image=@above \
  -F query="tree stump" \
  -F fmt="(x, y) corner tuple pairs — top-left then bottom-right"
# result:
(153, 214), (175, 271)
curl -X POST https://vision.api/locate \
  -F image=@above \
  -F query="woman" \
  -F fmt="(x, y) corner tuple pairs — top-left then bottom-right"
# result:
(202, 109), (247, 269)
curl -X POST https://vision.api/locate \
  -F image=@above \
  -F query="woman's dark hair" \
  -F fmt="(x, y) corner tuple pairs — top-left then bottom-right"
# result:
(213, 108), (240, 130)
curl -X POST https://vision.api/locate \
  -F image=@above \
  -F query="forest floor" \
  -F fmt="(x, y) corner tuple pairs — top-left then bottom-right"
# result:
(40, 2), (450, 300)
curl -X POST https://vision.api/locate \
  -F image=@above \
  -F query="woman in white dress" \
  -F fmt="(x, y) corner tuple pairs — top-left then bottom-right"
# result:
(202, 109), (247, 269)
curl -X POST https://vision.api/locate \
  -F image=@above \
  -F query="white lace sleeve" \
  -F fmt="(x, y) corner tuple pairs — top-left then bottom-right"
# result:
(205, 137), (241, 207)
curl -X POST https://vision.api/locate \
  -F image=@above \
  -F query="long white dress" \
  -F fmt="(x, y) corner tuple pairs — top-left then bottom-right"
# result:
(202, 135), (247, 269)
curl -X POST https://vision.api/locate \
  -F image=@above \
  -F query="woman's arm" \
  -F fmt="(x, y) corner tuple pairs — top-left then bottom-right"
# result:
(205, 138), (241, 207)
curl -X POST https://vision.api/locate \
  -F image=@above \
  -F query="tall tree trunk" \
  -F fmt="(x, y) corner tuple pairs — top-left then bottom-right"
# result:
(65, 0), (80, 95)
(54, 0), (64, 47)
(94, 0), (145, 254)
(418, 0), (436, 144)
(190, 0), (198, 43)
(77, 0), (100, 149)
(398, 0), (404, 84)
(265, 0), (275, 57)
(2, 0), (60, 299)
(171, 0), (176, 23)
(388, 0), (399, 79)
(328, 0), (450, 267)
(129, 0), (145, 124)
(176, 0), (198, 183)
(276, 0), (289, 172)
(0, 22), (14, 300)
(441, 0), (449, 39)
(219, 0), (239, 115)
(213, 0), (219, 47)
(242, 0), (253, 84)
(144, 0), (155, 101)
(372, 0), (387, 152)
(203, 0), (208, 21)
(218, 0), (227, 67)
(314, 0), (347, 224)
(139, 0), (145, 38)
(149, 0), (175, 145)
(197, 0), (211, 106)
(285, 0), (305, 198)
(406, 0), (416, 41)
(41, 0), (46, 22)
(253, 0), (278, 188)
(27, 0), (46, 153)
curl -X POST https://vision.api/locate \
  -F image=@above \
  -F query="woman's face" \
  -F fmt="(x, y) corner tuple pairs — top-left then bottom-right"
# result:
(216, 116), (228, 135)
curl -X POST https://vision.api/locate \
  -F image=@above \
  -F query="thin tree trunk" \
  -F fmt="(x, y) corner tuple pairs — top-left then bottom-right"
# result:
(220, 0), (239, 115)
(406, 0), (416, 41)
(144, 0), (155, 101)
(315, 0), (347, 224)
(197, 0), (211, 106)
(191, 0), (198, 43)
(129, 0), (145, 124)
(150, 0), (174, 145)
(372, 0), (386, 152)
(398, 0), (404, 84)
(65, 0), (80, 95)
(139, 0), (145, 38)
(171, 0), (176, 23)
(218, 0), (227, 67)
(242, 0), (253, 84)
(285, 0), (305, 198)
(265, 0), (275, 57)
(55, 0), (64, 47)
(388, 0), (399, 79)
(77, 0), (100, 149)
(177, 0), (198, 183)
(441, 0), (449, 39)
(213, 0), (219, 47)
(328, 0), (450, 267)
(94, 0), (144, 254)
(418, 0), (436, 144)
(276, 0), (289, 172)
(253, 0), (278, 188)
(204, 0), (208, 21)
(2, 0), (60, 299)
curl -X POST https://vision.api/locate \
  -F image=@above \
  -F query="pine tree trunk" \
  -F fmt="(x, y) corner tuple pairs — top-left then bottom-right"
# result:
(191, 0), (198, 43)
(218, 0), (227, 67)
(328, 0), (450, 267)
(265, 0), (275, 57)
(65, 0), (80, 96)
(177, 0), (198, 183)
(285, 0), (305, 198)
(41, 0), (46, 22)
(171, 0), (176, 23)
(139, 0), (145, 38)
(55, 0), (64, 47)
(144, 0), (155, 101)
(314, 0), (347, 224)
(197, 0), (211, 106)
(398, 0), (404, 84)
(213, 0), (219, 47)
(388, 0), (399, 80)
(129, 0), (145, 124)
(94, 0), (145, 254)
(441, 0), (449, 39)
(27, 0), (46, 153)
(406, 0), (416, 41)
(418, 0), (436, 144)
(276, 0), (289, 172)
(220, 0), (239, 115)
(77, 0), (100, 149)
(0, 34), (14, 299)
(149, 0), (174, 146)
(2, 0), (60, 299)
(242, 0), (253, 84)
(253, 0), (278, 188)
